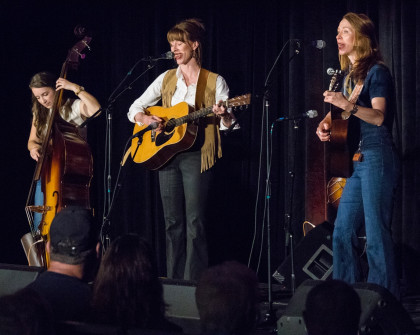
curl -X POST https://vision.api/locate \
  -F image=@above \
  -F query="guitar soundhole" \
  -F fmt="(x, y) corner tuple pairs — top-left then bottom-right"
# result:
(164, 119), (176, 133)
(155, 132), (174, 146)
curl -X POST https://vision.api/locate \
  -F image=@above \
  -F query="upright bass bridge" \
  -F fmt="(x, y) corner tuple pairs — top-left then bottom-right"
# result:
(26, 205), (53, 214)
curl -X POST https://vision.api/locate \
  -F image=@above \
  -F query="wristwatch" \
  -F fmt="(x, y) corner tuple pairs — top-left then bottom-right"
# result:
(75, 86), (85, 96)
(350, 103), (359, 115)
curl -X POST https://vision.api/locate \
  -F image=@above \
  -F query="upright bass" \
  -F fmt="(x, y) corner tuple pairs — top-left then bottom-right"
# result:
(23, 33), (94, 267)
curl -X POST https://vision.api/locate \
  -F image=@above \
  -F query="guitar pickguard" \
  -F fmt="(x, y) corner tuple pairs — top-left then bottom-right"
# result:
(155, 131), (174, 146)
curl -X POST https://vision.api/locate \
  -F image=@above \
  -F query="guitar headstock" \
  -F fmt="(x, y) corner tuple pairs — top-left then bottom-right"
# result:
(226, 94), (251, 110)
(328, 69), (343, 92)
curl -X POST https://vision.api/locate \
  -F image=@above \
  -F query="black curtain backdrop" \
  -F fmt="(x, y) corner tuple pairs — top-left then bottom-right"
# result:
(1, 0), (419, 293)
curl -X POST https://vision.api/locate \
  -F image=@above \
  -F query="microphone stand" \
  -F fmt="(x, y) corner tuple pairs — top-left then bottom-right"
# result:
(260, 40), (301, 325)
(282, 118), (301, 296)
(81, 58), (163, 252)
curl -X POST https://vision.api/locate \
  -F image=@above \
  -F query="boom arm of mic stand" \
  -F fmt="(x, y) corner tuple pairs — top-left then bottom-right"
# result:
(79, 107), (103, 128)
(109, 62), (158, 105)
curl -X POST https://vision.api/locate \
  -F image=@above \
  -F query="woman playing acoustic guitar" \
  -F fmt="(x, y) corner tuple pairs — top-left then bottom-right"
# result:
(316, 13), (400, 298)
(128, 18), (237, 281)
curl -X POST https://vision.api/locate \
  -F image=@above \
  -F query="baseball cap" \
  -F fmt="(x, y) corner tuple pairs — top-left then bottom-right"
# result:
(49, 206), (98, 264)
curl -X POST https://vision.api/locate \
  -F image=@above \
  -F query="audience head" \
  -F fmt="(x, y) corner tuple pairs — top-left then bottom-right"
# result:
(303, 280), (361, 335)
(0, 288), (55, 335)
(48, 206), (99, 266)
(92, 234), (165, 328)
(195, 261), (260, 335)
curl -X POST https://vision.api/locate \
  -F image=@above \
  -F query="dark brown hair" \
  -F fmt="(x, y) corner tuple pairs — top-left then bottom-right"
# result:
(29, 72), (56, 139)
(195, 261), (260, 334)
(91, 234), (166, 329)
(29, 72), (73, 139)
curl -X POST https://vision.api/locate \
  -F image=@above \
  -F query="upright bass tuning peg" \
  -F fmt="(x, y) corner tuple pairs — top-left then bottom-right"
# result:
(71, 24), (92, 61)
(72, 48), (86, 59)
(82, 40), (91, 51)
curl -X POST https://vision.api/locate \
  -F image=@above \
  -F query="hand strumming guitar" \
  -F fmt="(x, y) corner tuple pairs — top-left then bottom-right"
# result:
(134, 112), (164, 131)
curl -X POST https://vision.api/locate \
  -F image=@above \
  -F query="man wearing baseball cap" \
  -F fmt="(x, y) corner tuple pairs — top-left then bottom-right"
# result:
(25, 206), (100, 322)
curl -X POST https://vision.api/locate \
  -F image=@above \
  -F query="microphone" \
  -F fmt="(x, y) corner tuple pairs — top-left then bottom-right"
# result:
(141, 51), (173, 61)
(276, 110), (318, 122)
(130, 122), (159, 140)
(127, 51), (173, 75)
(327, 67), (336, 76)
(294, 39), (327, 50)
(311, 40), (327, 49)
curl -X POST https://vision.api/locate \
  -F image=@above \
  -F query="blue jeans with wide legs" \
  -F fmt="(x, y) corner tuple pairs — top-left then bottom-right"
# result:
(159, 150), (213, 281)
(333, 128), (400, 298)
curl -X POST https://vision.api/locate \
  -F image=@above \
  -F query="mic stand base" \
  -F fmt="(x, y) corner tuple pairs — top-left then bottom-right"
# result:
(257, 313), (278, 334)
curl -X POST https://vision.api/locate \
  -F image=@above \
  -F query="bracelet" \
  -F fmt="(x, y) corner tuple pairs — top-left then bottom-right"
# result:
(350, 103), (359, 115)
(75, 86), (85, 96)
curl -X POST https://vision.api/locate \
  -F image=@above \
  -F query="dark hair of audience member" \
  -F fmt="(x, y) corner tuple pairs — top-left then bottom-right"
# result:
(91, 234), (174, 330)
(195, 261), (260, 335)
(0, 287), (55, 335)
(303, 280), (361, 335)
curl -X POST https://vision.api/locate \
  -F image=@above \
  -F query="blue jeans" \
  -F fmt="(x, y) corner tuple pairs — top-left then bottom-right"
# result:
(333, 130), (400, 297)
(159, 150), (213, 281)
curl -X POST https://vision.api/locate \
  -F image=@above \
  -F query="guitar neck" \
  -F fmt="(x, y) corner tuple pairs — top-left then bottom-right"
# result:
(165, 94), (250, 129)
(169, 105), (214, 128)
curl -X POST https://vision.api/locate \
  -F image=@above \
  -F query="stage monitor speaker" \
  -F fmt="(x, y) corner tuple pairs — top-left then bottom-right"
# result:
(161, 278), (200, 335)
(0, 263), (44, 297)
(277, 280), (416, 335)
(352, 282), (416, 335)
(273, 222), (333, 290)
(277, 280), (318, 335)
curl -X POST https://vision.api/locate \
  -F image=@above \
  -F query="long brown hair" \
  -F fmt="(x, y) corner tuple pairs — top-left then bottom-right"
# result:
(29, 72), (72, 139)
(167, 18), (205, 66)
(29, 72), (56, 139)
(339, 12), (384, 82)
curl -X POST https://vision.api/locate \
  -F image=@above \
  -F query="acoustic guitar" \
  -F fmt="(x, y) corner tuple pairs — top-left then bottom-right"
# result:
(130, 94), (251, 170)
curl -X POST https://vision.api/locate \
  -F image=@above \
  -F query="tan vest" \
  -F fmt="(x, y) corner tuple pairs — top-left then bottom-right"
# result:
(161, 68), (222, 172)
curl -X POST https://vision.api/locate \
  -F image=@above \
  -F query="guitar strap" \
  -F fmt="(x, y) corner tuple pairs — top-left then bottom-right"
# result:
(341, 77), (364, 120)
